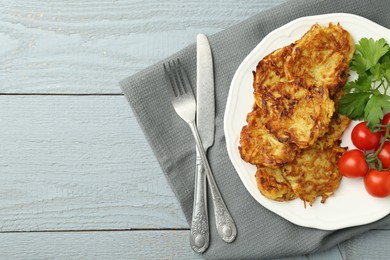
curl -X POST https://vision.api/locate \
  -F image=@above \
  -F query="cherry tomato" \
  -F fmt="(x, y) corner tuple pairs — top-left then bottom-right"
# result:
(377, 141), (390, 169)
(381, 113), (390, 136)
(338, 149), (368, 178)
(381, 113), (390, 125)
(351, 122), (381, 150)
(364, 169), (390, 198)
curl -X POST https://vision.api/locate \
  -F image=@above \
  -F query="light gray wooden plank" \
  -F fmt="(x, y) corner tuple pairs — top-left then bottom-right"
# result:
(0, 95), (389, 235)
(0, 230), (202, 260)
(0, 95), (187, 231)
(0, 230), (389, 260)
(0, 0), (287, 94)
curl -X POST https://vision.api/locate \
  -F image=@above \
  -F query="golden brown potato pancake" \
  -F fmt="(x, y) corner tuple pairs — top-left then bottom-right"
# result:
(239, 106), (297, 168)
(256, 166), (296, 201)
(282, 142), (345, 206)
(257, 82), (334, 148)
(284, 23), (355, 95)
(253, 44), (294, 90)
(314, 112), (351, 150)
(238, 23), (354, 206)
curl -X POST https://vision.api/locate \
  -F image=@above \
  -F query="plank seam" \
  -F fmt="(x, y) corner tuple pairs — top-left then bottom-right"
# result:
(0, 93), (124, 96)
(0, 228), (190, 234)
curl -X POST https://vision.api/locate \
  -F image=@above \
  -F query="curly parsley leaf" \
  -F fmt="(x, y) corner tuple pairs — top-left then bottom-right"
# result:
(364, 94), (390, 128)
(339, 92), (371, 120)
(351, 38), (389, 72)
(345, 75), (372, 92)
(338, 38), (390, 130)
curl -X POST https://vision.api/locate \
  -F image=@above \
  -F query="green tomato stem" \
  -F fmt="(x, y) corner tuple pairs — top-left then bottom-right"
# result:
(366, 124), (390, 170)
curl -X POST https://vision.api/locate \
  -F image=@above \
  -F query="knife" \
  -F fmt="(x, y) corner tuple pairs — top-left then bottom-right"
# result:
(190, 34), (237, 253)
(190, 33), (212, 253)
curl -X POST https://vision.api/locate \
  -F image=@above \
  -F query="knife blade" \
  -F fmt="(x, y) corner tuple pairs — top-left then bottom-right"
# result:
(196, 34), (215, 149)
(189, 33), (214, 253)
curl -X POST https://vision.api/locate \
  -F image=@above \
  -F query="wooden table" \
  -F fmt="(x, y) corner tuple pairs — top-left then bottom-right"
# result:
(1, 0), (389, 259)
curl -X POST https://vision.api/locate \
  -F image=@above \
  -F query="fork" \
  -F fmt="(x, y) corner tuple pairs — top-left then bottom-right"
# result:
(163, 59), (237, 244)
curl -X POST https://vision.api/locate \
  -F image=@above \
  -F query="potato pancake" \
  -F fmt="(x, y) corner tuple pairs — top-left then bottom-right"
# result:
(258, 82), (334, 148)
(314, 112), (351, 150)
(282, 142), (345, 206)
(239, 105), (297, 168)
(238, 23), (354, 206)
(253, 44), (294, 90)
(255, 166), (296, 201)
(284, 23), (355, 95)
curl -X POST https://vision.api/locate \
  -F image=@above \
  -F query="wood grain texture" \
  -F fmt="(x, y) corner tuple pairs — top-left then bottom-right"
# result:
(0, 230), (387, 260)
(2, 0), (390, 258)
(0, 0), (287, 94)
(0, 230), (344, 260)
(0, 95), (389, 260)
(0, 231), (201, 260)
(0, 230), (336, 260)
(0, 95), (187, 231)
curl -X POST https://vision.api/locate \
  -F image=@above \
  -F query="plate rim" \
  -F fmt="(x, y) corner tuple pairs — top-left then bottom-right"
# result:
(224, 13), (390, 230)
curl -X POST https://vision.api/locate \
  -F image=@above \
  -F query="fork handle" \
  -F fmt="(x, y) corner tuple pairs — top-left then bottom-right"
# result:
(188, 121), (237, 243)
(190, 156), (209, 253)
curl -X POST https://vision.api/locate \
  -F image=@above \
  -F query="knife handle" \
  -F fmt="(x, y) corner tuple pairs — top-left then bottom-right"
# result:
(188, 121), (237, 244)
(190, 156), (209, 253)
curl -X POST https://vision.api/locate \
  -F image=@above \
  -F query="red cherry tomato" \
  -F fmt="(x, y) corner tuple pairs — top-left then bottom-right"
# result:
(338, 149), (368, 178)
(351, 122), (381, 150)
(377, 141), (390, 169)
(381, 113), (390, 136)
(381, 113), (390, 125)
(364, 169), (390, 198)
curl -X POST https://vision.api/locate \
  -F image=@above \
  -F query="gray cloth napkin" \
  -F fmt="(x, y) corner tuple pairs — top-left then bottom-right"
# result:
(120, 0), (390, 258)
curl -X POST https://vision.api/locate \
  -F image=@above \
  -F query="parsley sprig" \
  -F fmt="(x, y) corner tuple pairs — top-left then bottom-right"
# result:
(338, 38), (390, 130)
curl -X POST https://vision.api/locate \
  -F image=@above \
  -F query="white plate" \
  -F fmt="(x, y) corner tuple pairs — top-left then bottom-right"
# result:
(224, 13), (390, 230)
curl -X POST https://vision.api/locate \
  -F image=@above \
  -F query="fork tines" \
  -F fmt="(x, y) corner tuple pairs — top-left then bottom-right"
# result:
(163, 58), (196, 123)
(163, 59), (192, 97)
